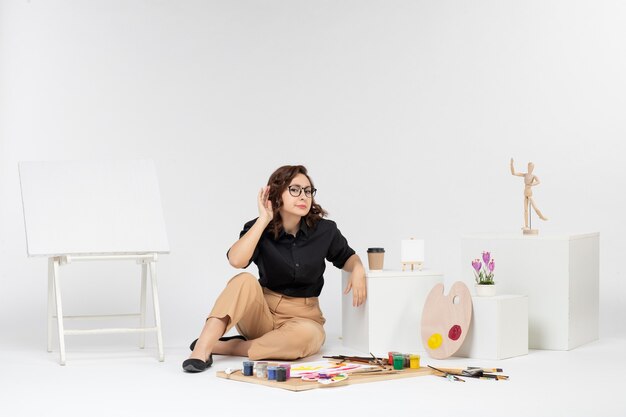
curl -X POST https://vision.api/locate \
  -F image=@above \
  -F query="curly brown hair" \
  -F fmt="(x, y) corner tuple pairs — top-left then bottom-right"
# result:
(266, 165), (327, 239)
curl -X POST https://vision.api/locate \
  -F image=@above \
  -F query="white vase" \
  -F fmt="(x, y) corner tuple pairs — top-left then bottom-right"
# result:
(475, 284), (496, 297)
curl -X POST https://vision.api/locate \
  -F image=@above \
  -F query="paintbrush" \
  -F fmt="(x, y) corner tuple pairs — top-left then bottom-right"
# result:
(369, 352), (388, 369)
(323, 355), (378, 363)
(428, 365), (465, 382)
(467, 366), (503, 373)
(323, 354), (388, 369)
(478, 374), (509, 381)
(434, 367), (509, 380)
(433, 367), (485, 376)
(349, 369), (401, 377)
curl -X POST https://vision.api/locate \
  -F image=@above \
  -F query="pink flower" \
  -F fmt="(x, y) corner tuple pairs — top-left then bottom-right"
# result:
(482, 251), (491, 264)
(488, 259), (495, 272)
(472, 259), (482, 272)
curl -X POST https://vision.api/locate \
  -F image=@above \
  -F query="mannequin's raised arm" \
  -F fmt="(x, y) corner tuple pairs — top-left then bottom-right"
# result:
(510, 158), (523, 176)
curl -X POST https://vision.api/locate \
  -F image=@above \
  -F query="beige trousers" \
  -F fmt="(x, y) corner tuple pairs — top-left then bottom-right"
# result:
(208, 272), (326, 361)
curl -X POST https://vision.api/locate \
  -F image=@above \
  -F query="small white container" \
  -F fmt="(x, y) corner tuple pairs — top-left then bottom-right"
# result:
(475, 284), (496, 297)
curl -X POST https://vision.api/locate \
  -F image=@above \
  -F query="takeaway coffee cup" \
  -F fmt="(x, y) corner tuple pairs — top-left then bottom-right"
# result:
(367, 248), (385, 270)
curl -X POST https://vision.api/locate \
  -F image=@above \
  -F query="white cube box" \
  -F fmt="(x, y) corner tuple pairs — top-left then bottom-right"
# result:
(457, 295), (528, 360)
(342, 269), (443, 355)
(461, 233), (599, 350)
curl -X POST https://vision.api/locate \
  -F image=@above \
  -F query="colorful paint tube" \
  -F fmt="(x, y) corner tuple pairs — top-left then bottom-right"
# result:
(409, 354), (420, 369)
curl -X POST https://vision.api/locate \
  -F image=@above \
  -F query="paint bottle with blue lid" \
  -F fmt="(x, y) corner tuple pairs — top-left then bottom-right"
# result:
(267, 366), (278, 380)
(243, 360), (254, 376)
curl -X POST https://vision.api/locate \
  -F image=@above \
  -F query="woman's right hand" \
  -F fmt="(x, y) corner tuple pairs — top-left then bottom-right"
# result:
(258, 186), (273, 223)
(228, 186), (273, 268)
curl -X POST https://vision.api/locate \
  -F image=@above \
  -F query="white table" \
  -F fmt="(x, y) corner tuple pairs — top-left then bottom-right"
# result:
(461, 233), (599, 350)
(457, 295), (528, 360)
(342, 269), (443, 355)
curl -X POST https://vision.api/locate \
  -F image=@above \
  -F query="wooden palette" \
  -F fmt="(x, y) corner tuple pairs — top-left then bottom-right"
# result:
(421, 282), (472, 359)
(216, 367), (433, 391)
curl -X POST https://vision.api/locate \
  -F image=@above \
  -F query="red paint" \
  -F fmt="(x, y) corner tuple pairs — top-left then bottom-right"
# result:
(448, 325), (462, 341)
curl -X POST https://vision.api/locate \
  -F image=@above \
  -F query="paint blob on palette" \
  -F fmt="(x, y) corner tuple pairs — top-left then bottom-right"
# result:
(420, 282), (472, 359)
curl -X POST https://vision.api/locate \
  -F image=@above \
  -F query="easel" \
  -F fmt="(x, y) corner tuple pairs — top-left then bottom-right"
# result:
(401, 238), (424, 271)
(401, 261), (423, 271)
(20, 160), (170, 365)
(47, 254), (164, 365)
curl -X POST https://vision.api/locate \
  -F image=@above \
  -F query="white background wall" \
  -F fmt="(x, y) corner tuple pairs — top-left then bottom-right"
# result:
(1, 0), (624, 350)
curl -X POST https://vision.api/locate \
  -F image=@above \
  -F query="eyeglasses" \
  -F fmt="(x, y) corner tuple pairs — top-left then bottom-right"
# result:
(288, 185), (317, 198)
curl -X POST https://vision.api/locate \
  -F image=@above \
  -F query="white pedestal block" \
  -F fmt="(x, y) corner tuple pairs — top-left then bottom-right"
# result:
(342, 269), (443, 355)
(461, 233), (599, 350)
(457, 295), (528, 360)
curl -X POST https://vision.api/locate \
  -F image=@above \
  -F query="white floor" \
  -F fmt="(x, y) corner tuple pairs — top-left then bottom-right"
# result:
(3, 335), (625, 417)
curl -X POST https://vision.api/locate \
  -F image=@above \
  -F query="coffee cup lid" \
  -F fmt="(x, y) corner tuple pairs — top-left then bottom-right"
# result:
(367, 247), (385, 253)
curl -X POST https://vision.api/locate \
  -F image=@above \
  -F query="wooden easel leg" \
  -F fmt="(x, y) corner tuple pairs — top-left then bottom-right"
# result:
(52, 258), (66, 365)
(139, 263), (147, 349)
(149, 262), (164, 362)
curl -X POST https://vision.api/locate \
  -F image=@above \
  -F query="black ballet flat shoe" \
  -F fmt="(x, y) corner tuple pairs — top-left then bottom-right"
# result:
(189, 335), (247, 351)
(182, 354), (213, 373)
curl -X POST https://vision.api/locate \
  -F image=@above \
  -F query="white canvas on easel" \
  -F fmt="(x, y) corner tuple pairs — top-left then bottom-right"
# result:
(20, 159), (169, 256)
(19, 159), (169, 365)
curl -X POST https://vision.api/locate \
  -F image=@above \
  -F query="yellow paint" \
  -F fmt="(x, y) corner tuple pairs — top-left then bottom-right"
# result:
(409, 354), (420, 369)
(427, 333), (442, 349)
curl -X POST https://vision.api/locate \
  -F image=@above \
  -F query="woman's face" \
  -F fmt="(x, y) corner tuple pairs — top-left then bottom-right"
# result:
(279, 173), (313, 218)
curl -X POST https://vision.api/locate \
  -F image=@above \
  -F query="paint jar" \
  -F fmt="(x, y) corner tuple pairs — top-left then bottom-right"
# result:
(403, 354), (411, 368)
(276, 366), (287, 382)
(278, 363), (291, 379)
(393, 354), (404, 370)
(255, 361), (268, 378)
(409, 354), (420, 369)
(388, 351), (399, 365)
(267, 366), (277, 380)
(243, 361), (254, 376)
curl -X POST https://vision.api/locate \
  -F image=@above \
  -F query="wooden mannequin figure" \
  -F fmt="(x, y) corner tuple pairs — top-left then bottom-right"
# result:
(510, 158), (548, 235)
